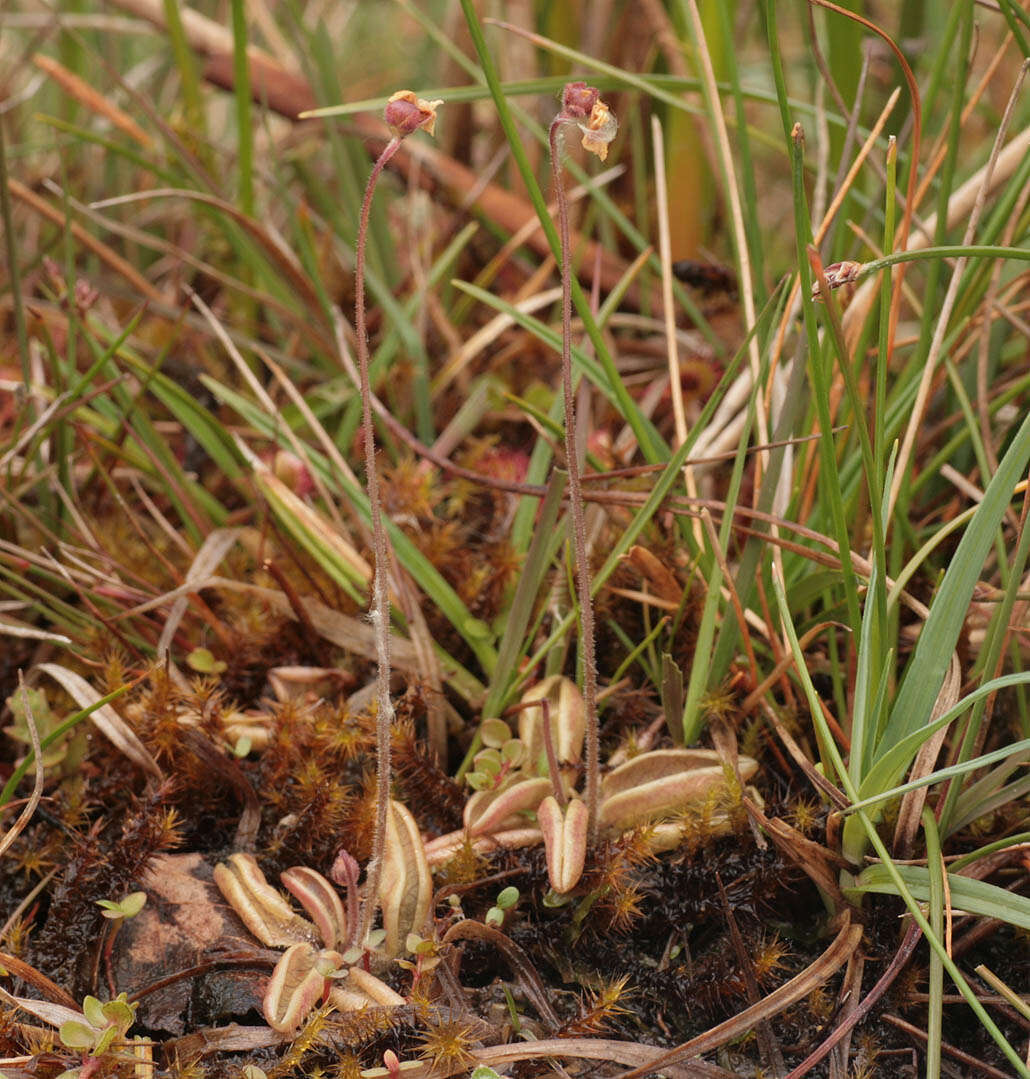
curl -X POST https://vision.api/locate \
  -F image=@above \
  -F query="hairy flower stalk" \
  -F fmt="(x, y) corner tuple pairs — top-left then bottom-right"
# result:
(548, 83), (617, 842)
(354, 91), (441, 947)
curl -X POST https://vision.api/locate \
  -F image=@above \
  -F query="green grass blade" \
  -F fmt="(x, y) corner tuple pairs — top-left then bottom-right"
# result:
(879, 409), (1030, 758)
(482, 472), (567, 720)
(230, 0), (254, 219)
(922, 808), (944, 1079)
(852, 863), (1030, 933)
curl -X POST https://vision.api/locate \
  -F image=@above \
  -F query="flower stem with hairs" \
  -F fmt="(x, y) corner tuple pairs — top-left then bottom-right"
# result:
(353, 91), (442, 946)
(547, 83), (617, 842)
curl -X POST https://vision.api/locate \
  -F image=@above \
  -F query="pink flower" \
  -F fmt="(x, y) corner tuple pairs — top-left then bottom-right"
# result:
(384, 90), (443, 138)
(560, 81), (598, 119)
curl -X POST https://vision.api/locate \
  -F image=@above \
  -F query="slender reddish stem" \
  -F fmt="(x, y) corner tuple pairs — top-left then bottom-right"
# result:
(354, 135), (401, 947)
(549, 119), (600, 842)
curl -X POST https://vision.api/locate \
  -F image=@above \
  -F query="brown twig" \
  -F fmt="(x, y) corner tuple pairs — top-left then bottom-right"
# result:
(881, 1012), (1015, 1079)
(784, 921), (922, 1078)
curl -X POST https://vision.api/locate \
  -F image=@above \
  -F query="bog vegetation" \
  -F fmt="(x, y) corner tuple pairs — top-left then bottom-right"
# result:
(1, 2), (1029, 1078)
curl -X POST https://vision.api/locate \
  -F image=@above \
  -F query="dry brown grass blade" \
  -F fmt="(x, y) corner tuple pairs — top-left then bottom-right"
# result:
(7, 178), (164, 305)
(744, 796), (848, 907)
(610, 912), (864, 1079)
(154, 527), (240, 662)
(469, 1041), (737, 1079)
(881, 1013), (1015, 1079)
(385, 1037), (737, 1079)
(624, 546), (682, 607)
(160, 1023), (284, 1057)
(32, 52), (153, 149)
(36, 663), (161, 778)
(893, 654), (961, 858)
(442, 918), (561, 1032)
(0, 954), (79, 1011)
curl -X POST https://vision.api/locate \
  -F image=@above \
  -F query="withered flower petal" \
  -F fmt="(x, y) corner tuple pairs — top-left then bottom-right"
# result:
(578, 99), (618, 162)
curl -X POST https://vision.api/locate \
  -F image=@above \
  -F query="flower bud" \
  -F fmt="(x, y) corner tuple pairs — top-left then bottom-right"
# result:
(330, 848), (360, 889)
(561, 81), (598, 119)
(384, 90), (443, 138)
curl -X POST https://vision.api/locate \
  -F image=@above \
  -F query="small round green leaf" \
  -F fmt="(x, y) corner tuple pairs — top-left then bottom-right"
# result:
(479, 718), (511, 748)
(466, 771), (491, 791)
(496, 886), (519, 910)
(59, 1021), (97, 1051)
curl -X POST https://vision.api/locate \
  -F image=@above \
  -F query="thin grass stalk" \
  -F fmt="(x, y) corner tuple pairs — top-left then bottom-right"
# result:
(875, 134), (897, 698)
(809, 0), (922, 380)
(887, 3), (972, 517)
(859, 244), (1030, 274)
(229, 0), (254, 220)
(160, 0), (207, 155)
(651, 115), (688, 454)
(995, 0), (1030, 53)
(675, 0), (766, 446)
(790, 139), (864, 642)
(0, 117), (32, 406)
(713, 0), (765, 297)
(923, 808), (945, 1079)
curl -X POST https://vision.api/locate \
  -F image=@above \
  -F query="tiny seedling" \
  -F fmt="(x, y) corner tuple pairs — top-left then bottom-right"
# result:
(471, 1067), (506, 1079)
(58, 993), (137, 1058)
(484, 885), (520, 927)
(96, 891), (146, 922)
(185, 646), (226, 675)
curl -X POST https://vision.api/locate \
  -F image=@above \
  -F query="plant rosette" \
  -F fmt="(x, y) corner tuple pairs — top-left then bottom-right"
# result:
(426, 676), (760, 893)
(212, 799), (428, 1033)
